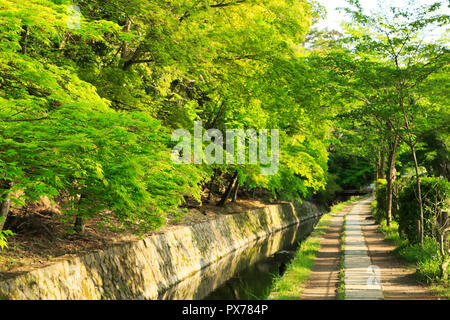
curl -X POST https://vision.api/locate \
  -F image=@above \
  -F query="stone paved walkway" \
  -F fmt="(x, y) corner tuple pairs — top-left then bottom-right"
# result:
(344, 198), (384, 299)
(301, 197), (438, 300)
(345, 197), (438, 300)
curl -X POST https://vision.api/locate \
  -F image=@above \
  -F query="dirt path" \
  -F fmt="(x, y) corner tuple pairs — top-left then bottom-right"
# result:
(360, 204), (439, 300)
(302, 197), (439, 300)
(301, 203), (353, 299)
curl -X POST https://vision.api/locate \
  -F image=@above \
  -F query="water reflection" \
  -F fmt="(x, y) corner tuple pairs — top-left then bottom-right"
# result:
(157, 216), (320, 300)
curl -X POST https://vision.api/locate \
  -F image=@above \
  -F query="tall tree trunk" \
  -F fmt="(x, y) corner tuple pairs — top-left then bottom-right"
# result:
(410, 144), (424, 246)
(386, 135), (399, 227)
(0, 197), (11, 231)
(207, 169), (218, 200)
(20, 25), (29, 55)
(74, 215), (85, 234)
(217, 172), (238, 207)
(121, 20), (131, 59)
(0, 180), (11, 231)
(231, 181), (240, 202)
(207, 100), (226, 130)
(74, 194), (87, 234)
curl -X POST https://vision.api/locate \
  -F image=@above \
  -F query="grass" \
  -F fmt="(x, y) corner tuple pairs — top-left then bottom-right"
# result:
(378, 220), (407, 247)
(267, 197), (361, 300)
(430, 284), (450, 299)
(372, 200), (450, 299)
(337, 216), (346, 300)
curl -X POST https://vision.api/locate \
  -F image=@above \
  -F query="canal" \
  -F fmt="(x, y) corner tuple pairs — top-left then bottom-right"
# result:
(158, 214), (321, 300)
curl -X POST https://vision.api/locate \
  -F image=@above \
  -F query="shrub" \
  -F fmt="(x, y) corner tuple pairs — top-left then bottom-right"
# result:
(416, 257), (444, 283)
(395, 237), (439, 263)
(397, 177), (450, 244)
(392, 178), (407, 221)
(395, 237), (445, 283)
(374, 179), (387, 223)
(378, 220), (405, 245)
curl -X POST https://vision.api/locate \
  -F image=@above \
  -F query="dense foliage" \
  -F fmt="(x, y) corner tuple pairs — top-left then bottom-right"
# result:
(0, 0), (448, 266)
(398, 177), (450, 244)
(374, 179), (388, 223)
(375, 176), (450, 281)
(0, 0), (336, 236)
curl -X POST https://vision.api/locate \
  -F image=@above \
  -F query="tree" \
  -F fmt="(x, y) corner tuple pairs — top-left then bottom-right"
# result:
(0, 0), (334, 248)
(0, 0), (206, 235)
(314, 0), (449, 232)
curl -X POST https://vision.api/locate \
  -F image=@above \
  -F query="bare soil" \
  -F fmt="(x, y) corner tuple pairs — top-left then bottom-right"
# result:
(301, 203), (354, 299)
(360, 212), (439, 300)
(302, 198), (440, 300)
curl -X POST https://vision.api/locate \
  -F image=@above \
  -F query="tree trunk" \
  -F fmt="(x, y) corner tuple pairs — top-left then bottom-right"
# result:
(74, 194), (87, 234)
(410, 144), (424, 247)
(121, 20), (131, 59)
(74, 215), (85, 234)
(386, 135), (399, 227)
(0, 180), (11, 231)
(0, 197), (11, 231)
(441, 259), (449, 280)
(20, 25), (29, 55)
(207, 169), (218, 200)
(217, 172), (238, 207)
(231, 181), (240, 202)
(207, 100), (226, 130)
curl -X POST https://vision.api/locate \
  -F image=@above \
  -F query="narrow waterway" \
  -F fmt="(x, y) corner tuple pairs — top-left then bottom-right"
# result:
(157, 215), (321, 300)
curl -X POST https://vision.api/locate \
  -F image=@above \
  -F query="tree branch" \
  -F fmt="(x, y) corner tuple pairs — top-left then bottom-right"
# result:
(2, 117), (50, 122)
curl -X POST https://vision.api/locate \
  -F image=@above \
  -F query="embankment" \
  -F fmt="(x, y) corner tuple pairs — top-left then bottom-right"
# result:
(0, 201), (323, 300)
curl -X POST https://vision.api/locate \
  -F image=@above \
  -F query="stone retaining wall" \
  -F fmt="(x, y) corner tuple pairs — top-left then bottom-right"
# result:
(0, 201), (322, 300)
